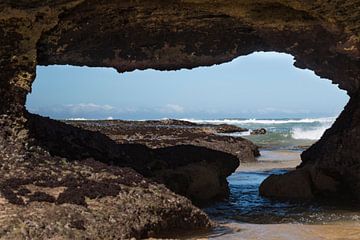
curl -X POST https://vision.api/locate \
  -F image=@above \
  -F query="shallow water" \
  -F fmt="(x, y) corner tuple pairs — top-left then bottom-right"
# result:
(199, 150), (360, 239)
(189, 117), (333, 150)
(204, 170), (360, 225)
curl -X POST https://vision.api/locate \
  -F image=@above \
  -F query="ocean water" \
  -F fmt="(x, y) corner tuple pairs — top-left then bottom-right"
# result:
(201, 168), (360, 240)
(204, 170), (360, 225)
(184, 117), (360, 239)
(183, 117), (336, 150)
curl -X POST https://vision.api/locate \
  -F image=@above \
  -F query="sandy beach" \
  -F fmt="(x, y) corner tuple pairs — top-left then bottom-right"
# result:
(208, 222), (360, 240)
(238, 150), (301, 172)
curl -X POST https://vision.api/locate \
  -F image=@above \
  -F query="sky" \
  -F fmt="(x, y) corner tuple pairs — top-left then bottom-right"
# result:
(26, 52), (349, 120)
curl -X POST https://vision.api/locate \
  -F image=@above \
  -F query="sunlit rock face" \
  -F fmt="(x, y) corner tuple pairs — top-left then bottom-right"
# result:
(0, 0), (360, 237)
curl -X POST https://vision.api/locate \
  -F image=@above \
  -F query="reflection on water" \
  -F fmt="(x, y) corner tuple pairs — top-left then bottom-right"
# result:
(204, 170), (360, 225)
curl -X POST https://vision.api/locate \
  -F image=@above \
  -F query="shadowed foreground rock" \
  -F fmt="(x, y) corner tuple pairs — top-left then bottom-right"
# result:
(66, 119), (259, 163)
(28, 114), (240, 204)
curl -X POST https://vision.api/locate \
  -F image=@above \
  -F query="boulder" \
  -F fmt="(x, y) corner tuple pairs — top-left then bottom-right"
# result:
(260, 166), (341, 200)
(251, 128), (267, 135)
(259, 169), (314, 199)
(153, 145), (239, 203)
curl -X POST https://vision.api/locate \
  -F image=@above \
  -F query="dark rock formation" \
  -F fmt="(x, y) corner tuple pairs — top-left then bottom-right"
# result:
(251, 128), (267, 135)
(66, 119), (259, 163)
(260, 94), (360, 200)
(210, 123), (248, 134)
(0, 153), (212, 239)
(153, 145), (239, 203)
(259, 165), (342, 200)
(28, 114), (240, 204)
(1, 0), (360, 237)
(145, 119), (249, 133)
(260, 169), (315, 199)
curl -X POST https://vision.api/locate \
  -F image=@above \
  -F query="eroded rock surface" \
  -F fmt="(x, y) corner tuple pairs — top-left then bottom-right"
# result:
(1, 0), (360, 237)
(28, 114), (240, 204)
(65, 119), (259, 163)
(0, 152), (212, 239)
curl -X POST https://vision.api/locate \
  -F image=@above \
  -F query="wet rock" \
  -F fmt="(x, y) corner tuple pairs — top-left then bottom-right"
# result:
(260, 166), (341, 200)
(310, 168), (340, 195)
(300, 93), (360, 199)
(251, 128), (267, 135)
(259, 169), (314, 199)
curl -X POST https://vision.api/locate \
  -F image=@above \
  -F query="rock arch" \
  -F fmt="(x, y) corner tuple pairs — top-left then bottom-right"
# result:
(1, 0), (360, 206)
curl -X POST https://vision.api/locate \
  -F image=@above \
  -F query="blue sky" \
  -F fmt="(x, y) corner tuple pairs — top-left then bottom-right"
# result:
(26, 52), (349, 120)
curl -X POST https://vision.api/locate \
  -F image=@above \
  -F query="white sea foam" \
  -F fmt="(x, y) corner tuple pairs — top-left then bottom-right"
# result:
(66, 116), (115, 121)
(181, 117), (336, 125)
(66, 117), (89, 121)
(64, 117), (334, 141)
(291, 125), (331, 140)
(182, 117), (337, 141)
(220, 130), (252, 137)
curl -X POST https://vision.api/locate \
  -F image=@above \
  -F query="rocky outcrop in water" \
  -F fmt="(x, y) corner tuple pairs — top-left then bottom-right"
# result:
(251, 128), (267, 135)
(1, 0), (360, 237)
(259, 165), (341, 200)
(28, 114), (240, 204)
(66, 119), (259, 163)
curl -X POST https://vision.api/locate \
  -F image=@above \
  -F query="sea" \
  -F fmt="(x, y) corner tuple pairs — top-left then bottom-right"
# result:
(179, 117), (360, 239)
(182, 117), (336, 150)
(67, 116), (360, 239)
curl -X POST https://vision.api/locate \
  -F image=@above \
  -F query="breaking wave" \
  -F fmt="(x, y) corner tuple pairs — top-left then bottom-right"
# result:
(183, 117), (337, 147)
(291, 125), (330, 140)
(181, 117), (335, 125)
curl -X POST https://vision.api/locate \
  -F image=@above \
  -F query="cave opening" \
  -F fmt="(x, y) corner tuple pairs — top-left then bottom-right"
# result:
(24, 51), (354, 225)
(27, 51), (348, 149)
(3, 1), (360, 238)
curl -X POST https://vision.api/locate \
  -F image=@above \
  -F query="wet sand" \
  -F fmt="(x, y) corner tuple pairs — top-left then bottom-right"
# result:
(208, 222), (360, 240)
(238, 149), (301, 172)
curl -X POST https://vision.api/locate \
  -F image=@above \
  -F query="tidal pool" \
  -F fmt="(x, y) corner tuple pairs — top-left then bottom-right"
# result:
(199, 150), (360, 240)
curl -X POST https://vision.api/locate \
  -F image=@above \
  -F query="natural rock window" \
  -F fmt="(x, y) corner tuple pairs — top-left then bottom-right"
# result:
(25, 51), (349, 204)
(1, 1), (360, 238)
(27, 52), (348, 121)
